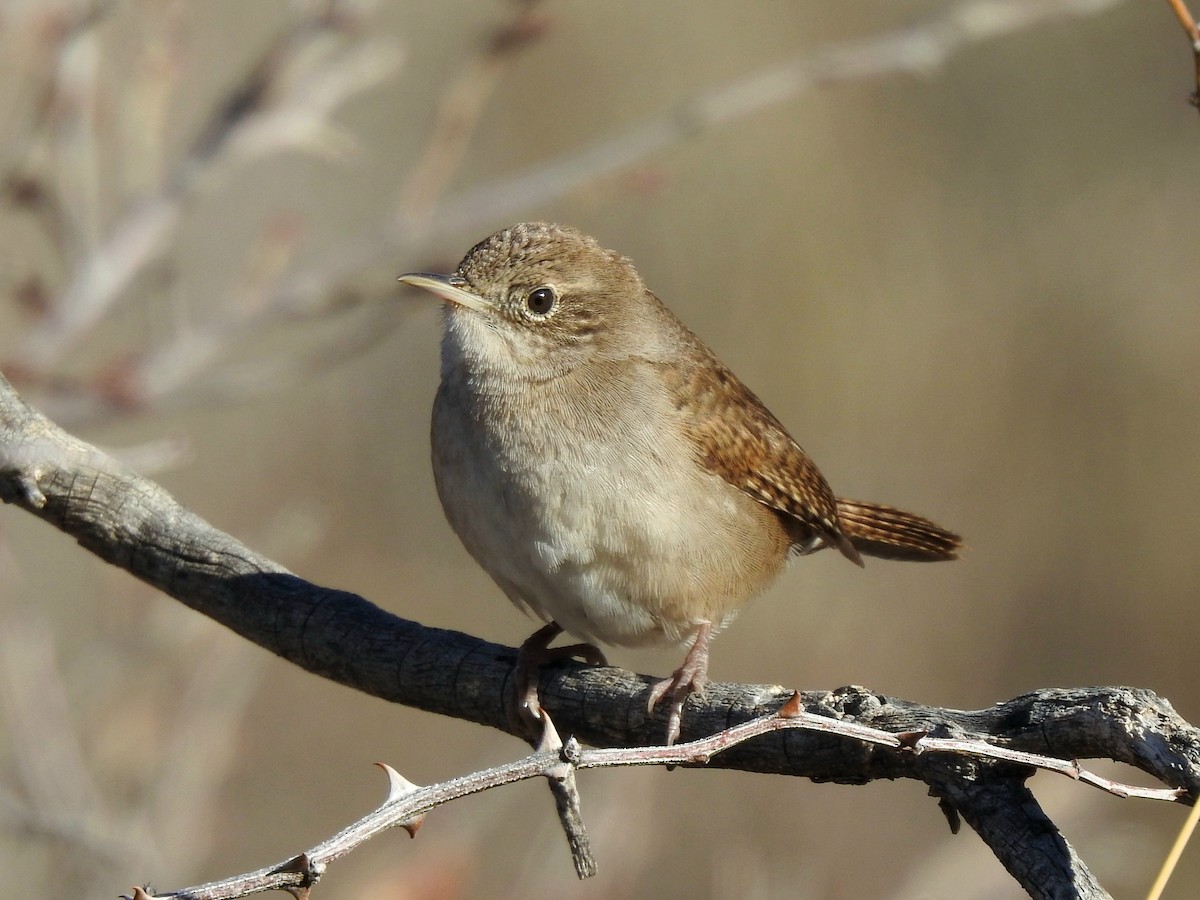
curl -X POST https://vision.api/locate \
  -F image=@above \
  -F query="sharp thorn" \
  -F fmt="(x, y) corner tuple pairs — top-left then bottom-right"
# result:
(376, 762), (422, 804)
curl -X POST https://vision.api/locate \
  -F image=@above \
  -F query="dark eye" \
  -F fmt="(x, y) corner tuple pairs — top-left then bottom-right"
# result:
(525, 286), (557, 316)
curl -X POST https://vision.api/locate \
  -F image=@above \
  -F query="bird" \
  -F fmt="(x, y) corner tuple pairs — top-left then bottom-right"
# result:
(399, 222), (960, 745)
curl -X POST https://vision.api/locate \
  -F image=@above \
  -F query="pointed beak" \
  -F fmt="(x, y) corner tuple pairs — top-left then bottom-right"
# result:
(397, 272), (492, 313)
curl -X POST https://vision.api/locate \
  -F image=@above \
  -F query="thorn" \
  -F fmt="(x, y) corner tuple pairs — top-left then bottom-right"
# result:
(896, 730), (927, 751)
(376, 762), (422, 804)
(536, 708), (564, 754)
(271, 853), (312, 877)
(778, 691), (803, 718)
(270, 852), (324, 897)
(402, 813), (427, 838)
(375, 763), (427, 836)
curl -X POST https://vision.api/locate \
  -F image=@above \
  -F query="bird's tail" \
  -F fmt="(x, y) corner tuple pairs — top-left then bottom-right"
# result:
(835, 499), (961, 562)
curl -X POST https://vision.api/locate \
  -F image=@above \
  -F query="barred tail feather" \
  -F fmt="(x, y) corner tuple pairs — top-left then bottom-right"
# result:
(835, 499), (961, 562)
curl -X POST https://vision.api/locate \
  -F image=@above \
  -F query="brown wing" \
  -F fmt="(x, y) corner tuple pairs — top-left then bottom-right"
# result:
(654, 326), (863, 567)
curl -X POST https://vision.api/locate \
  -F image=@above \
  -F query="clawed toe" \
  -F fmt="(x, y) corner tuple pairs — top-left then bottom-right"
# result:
(647, 670), (703, 747)
(645, 622), (713, 745)
(509, 622), (607, 738)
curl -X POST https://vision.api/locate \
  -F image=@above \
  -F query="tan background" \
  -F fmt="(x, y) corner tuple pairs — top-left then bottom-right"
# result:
(1, 1), (1197, 897)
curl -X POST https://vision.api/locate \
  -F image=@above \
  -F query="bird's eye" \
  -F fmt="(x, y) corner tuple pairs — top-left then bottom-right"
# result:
(525, 286), (557, 316)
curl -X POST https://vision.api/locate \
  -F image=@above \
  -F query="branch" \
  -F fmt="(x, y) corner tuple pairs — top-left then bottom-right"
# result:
(2, 369), (1198, 900)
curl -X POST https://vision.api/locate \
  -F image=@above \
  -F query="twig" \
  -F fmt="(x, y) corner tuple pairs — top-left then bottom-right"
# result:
(1165, 0), (1200, 107)
(133, 738), (560, 898)
(129, 695), (1183, 899)
(1166, 0), (1198, 41)
(1147, 795), (1200, 900)
(910, 734), (1179, 801)
(533, 711), (596, 879)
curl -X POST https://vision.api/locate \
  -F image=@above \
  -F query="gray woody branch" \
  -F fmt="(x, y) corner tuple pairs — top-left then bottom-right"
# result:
(1, 369), (1197, 900)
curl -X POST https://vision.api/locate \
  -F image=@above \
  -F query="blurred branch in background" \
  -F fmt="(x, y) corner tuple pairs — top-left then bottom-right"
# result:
(433, 0), (1136, 233)
(0, 497), (264, 894)
(3, 0), (410, 417)
(2, 0), (1132, 427)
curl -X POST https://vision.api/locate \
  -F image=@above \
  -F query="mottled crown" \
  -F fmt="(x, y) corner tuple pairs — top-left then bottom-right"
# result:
(455, 222), (640, 296)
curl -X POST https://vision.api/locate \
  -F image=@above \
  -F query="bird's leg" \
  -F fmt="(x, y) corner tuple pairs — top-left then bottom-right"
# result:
(511, 621), (607, 736)
(646, 621), (713, 746)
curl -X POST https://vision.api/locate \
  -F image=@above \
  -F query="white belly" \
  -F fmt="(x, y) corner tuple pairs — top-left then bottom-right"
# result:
(431, 361), (789, 648)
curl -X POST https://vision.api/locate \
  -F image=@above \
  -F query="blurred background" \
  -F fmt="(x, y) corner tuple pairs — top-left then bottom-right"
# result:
(1, 0), (1197, 896)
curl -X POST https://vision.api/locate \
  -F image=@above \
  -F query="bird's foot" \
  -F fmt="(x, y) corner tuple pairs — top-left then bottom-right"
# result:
(646, 622), (712, 746)
(511, 621), (607, 739)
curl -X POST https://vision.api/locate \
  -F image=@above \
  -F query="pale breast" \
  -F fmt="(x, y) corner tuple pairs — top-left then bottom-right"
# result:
(431, 357), (792, 648)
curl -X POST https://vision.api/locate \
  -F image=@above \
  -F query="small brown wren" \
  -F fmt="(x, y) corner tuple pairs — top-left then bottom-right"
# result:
(400, 222), (960, 745)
